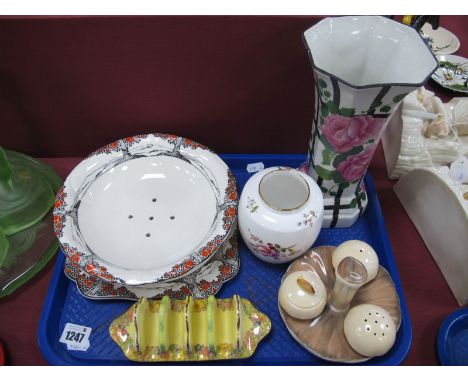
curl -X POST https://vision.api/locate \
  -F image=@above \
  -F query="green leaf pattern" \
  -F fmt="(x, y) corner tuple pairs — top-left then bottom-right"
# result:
(246, 197), (259, 214)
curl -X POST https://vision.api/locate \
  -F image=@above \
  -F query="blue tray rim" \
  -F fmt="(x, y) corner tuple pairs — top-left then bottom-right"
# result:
(437, 307), (468, 366)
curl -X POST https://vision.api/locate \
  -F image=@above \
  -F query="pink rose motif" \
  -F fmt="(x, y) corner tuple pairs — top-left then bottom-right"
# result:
(298, 161), (310, 174)
(337, 147), (375, 182)
(254, 243), (279, 258)
(321, 114), (385, 153)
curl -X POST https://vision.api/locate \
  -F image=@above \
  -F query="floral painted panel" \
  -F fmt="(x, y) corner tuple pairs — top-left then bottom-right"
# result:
(248, 231), (298, 261)
(307, 72), (409, 226)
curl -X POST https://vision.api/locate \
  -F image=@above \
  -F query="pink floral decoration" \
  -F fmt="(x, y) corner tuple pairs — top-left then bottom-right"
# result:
(321, 114), (385, 153)
(337, 146), (375, 182)
(297, 161), (310, 174)
(254, 243), (279, 258)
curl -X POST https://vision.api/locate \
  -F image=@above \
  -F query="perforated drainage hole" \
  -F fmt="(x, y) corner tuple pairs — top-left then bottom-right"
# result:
(146, 233), (151, 237)
(128, 215), (133, 219)
(152, 198), (157, 202)
(149, 216), (154, 220)
(170, 216), (175, 220)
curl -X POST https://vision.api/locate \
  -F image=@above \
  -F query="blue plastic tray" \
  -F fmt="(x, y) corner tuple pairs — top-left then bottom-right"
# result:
(38, 154), (412, 365)
(438, 307), (468, 366)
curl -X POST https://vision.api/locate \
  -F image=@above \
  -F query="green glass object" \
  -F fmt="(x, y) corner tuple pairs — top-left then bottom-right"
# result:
(0, 228), (9, 270)
(0, 147), (60, 236)
(0, 146), (62, 297)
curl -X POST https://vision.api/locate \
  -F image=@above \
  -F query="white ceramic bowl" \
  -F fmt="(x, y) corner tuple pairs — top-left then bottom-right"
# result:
(54, 134), (238, 286)
(238, 166), (323, 264)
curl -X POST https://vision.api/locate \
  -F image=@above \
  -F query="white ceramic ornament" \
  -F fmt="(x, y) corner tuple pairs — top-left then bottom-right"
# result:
(446, 97), (468, 136)
(394, 166), (468, 305)
(382, 87), (468, 181)
(344, 304), (396, 357)
(332, 240), (379, 282)
(238, 166), (323, 264)
(278, 271), (327, 320)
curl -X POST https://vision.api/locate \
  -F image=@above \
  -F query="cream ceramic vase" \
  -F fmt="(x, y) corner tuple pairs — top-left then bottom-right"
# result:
(304, 16), (438, 228)
(238, 166), (323, 264)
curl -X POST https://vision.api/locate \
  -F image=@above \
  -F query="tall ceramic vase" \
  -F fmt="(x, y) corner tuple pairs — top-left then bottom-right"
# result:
(304, 16), (438, 228)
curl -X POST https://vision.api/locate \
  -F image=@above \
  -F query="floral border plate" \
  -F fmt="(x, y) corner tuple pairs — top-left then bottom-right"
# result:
(109, 295), (271, 362)
(64, 228), (240, 299)
(431, 54), (468, 94)
(54, 134), (237, 286)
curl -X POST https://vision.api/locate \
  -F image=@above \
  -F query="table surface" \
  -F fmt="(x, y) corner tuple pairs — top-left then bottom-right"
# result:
(0, 15), (467, 366)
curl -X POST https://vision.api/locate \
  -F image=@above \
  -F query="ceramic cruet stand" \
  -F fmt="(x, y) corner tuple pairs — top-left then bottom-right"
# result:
(303, 16), (438, 227)
(278, 244), (401, 363)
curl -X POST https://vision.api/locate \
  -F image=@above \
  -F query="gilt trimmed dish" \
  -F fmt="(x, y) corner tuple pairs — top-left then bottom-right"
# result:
(109, 295), (271, 362)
